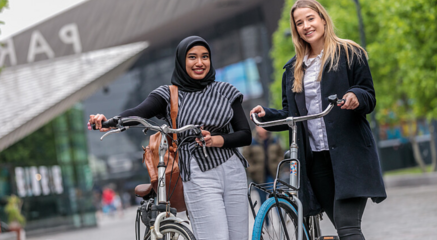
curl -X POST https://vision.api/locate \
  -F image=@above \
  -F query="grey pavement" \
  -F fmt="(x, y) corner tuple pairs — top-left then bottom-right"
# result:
(27, 207), (145, 240)
(320, 184), (437, 240)
(26, 175), (437, 240)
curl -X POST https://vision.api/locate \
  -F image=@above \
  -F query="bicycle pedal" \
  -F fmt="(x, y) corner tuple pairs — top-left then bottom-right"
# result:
(318, 236), (339, 240)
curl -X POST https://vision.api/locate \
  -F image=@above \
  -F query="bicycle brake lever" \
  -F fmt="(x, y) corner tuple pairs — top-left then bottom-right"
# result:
(193, 127), (208, 158)
(100, 127), (129, 141)
(201, 137), (208, 158)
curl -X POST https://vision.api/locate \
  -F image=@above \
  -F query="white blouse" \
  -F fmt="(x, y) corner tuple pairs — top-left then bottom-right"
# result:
(303, 50), (329, 152)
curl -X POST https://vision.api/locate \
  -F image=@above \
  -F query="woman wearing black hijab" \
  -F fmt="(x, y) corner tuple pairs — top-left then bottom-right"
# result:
(89, 36), (251, 240)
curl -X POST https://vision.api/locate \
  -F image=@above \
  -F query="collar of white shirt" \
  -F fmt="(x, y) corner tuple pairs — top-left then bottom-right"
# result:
(303, 49), (324, 67)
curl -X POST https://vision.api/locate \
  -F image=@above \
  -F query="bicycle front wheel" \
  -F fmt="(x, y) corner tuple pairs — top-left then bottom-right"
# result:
(144, 222), (196, 240)
(252, 197), (309, 240)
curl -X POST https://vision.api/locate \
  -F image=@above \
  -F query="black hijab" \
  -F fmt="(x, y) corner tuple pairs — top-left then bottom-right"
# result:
(171, 36), (216, 92)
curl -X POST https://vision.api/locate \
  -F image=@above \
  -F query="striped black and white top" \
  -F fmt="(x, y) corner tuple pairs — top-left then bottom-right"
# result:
(151, 81), (249, 181)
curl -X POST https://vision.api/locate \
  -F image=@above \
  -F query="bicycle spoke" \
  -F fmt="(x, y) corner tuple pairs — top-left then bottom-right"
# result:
(172, 232), (181, 240)
(260, 203), (298, 240)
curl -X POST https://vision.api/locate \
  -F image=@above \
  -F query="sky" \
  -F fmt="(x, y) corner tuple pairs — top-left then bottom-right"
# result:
(0, 0), (87, 40)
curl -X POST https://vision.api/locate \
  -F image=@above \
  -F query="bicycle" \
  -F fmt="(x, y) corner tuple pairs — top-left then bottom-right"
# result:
(90, 116), (206, 240)
(248, 95), (343, 240)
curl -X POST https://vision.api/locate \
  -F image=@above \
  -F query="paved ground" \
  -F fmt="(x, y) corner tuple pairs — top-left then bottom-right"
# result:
(27, 207), (142, 240)
(320, 184), (437, 239)
(27, 184), (437, 240)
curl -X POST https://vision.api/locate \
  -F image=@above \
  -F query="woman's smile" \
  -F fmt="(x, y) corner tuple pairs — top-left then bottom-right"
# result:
(193, 68), (206, 74)
(305, 30), (315, 36)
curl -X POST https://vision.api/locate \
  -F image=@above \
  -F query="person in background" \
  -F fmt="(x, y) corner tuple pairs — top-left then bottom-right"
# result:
(243, 126), (283, 204)
(101, 186), (116, 215)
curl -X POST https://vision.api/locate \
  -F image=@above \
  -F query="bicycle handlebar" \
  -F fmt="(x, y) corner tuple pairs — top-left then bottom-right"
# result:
(123, 117), (202, 134)
(251, 94), (343, 128)
(88, 116), (208, 157)
(89, 116), (201, 134)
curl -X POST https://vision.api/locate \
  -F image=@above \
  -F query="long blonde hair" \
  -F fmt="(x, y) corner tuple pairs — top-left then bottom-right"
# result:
(290, 0), (367, 93)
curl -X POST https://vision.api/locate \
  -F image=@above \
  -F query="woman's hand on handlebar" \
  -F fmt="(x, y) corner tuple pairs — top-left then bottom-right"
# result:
(250, 105), (266, 119)
(89, 114), (110, 132)
(341, 92), (359, 110)
(195, 130), (224, 148)
(196, 130), (212, 147)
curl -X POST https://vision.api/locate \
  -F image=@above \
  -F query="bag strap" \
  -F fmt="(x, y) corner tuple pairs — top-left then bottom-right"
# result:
(169, 85), (179, 148)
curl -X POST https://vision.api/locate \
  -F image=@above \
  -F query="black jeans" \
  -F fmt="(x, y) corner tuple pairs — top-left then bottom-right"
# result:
(308, 151), (367, 240)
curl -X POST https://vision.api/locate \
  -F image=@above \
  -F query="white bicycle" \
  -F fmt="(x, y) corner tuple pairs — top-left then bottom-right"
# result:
(90, 116), (205, 240)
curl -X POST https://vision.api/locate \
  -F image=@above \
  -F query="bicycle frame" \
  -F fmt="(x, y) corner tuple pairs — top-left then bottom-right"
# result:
(249, 95), (339, 240)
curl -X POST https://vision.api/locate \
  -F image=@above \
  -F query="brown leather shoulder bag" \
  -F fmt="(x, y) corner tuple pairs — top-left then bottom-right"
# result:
(142, 85), (186, 212)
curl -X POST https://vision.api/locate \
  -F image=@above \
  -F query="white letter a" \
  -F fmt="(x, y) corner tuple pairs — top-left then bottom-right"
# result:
(28, 30), (55, 63)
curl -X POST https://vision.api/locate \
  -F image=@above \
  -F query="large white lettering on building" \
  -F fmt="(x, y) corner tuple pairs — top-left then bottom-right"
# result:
(27, 30), (55, 63)
(59, 23), (82, 54)
(0, 23), (82, 67)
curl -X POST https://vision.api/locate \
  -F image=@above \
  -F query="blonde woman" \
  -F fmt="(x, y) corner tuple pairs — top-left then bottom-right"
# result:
(250, 0), (386, 239)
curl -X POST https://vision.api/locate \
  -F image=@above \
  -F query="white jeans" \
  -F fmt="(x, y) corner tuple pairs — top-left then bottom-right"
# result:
(183, 154), (248, 240)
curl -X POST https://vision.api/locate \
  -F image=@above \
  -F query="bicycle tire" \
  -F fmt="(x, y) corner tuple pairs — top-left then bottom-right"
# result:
(252, 197), (309, 240)
(144, 222), (196, 240)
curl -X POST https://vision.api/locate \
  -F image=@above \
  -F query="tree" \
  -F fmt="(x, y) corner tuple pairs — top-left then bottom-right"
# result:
(362, 0), (437, 172)
(0, 0), (8, 35)
(0, 122), (58, 165)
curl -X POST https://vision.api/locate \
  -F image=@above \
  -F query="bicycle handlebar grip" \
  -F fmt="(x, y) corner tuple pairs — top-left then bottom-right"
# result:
(88, 118), (119, 130)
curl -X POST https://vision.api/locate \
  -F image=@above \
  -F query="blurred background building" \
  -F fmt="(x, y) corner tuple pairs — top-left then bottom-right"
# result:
(0, 0), (284, 232)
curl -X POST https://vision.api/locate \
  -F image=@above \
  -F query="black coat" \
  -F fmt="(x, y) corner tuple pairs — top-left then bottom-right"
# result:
(262, 48), (387, 216)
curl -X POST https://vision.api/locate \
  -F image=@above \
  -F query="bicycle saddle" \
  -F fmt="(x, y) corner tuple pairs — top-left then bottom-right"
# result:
(135, 184), (154, 198)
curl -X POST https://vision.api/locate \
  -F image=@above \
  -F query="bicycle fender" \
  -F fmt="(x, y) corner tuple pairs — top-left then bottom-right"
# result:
(152, 213), (189, 239)
(153, 212), (176, 239)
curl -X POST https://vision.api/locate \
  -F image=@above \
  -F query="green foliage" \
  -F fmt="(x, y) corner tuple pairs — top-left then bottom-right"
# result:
(363, 0), (437, 122)
(5, 195), (25, 226)
(0, 105), (89, 166)
(0, 0), (8, 34)
(0, 121), (58, 165)
(0, 0), (8, 9)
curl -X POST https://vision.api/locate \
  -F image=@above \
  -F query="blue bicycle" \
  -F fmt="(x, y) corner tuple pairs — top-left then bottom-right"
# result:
(248, 95), (342, 240)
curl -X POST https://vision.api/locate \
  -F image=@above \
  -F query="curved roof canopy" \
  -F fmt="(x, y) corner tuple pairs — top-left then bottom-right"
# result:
(0, 42), (148, 151)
